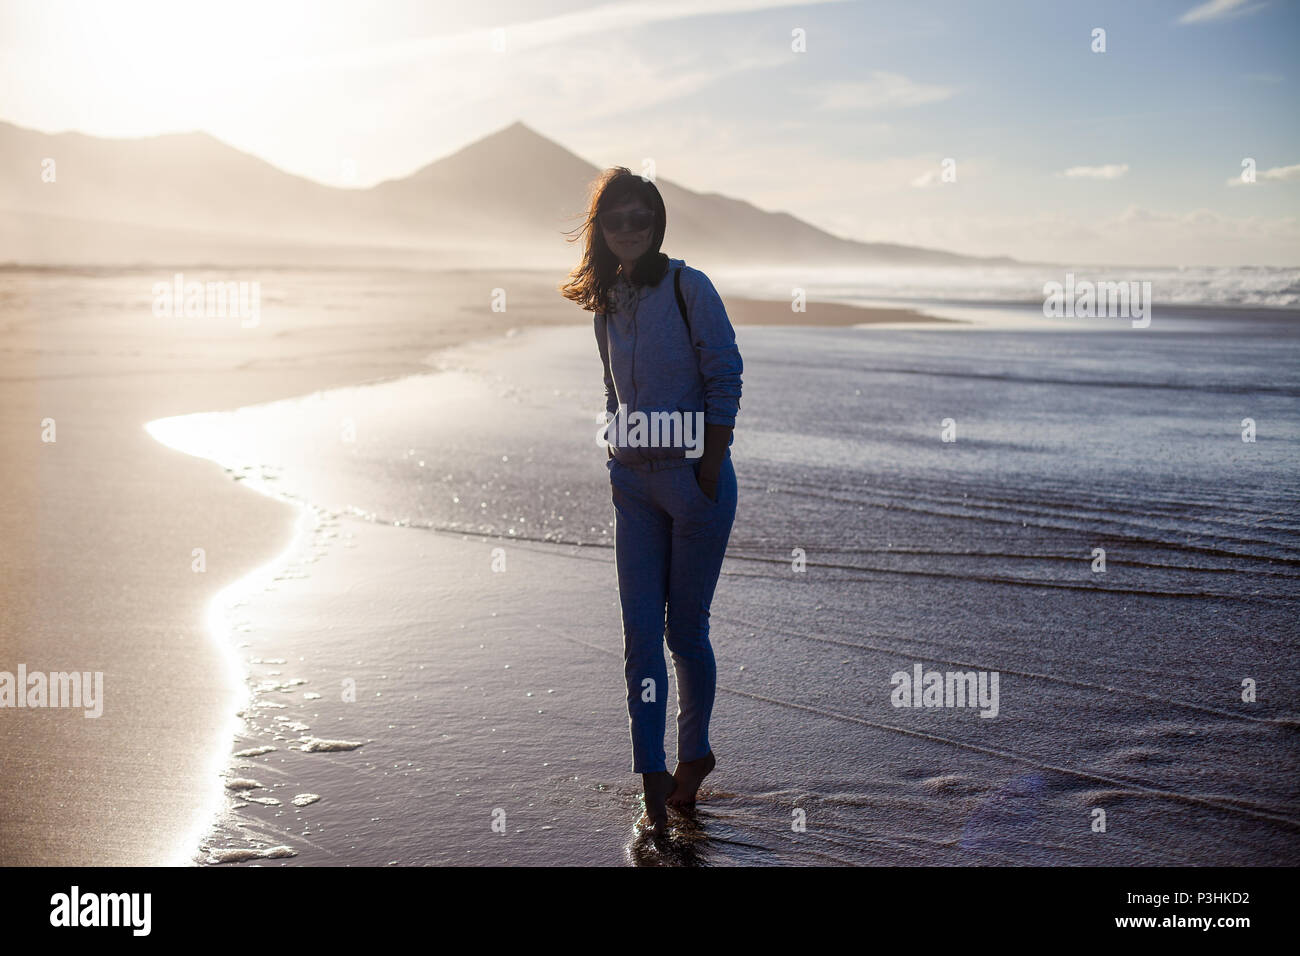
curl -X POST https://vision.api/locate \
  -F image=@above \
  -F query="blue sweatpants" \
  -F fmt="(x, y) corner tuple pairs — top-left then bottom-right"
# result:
(606, 451), (737, 773)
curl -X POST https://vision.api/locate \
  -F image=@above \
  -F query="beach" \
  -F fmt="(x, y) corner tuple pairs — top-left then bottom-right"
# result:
(121, 277), (1300, 864)
(0, 0), (1295, 901)
(0, 266), (953, 865)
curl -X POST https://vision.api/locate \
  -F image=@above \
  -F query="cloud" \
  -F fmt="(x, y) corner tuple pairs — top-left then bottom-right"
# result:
(1116, 206), (1173, 224)
(815, 72), (955, 111)
(909, 159), (968, 188)
(1178, 0), (1266, 24)
(1226, 162), (1300, 186)
(1261, 163), (1300, 181)
(521, 47), (794, 127)
(1184, 208), (1222, 227)
(281, 0), (856, 75)
(1062, 164), (1130, 180)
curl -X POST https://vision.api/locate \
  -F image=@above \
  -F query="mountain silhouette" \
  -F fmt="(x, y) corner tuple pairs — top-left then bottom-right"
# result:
(0, 119), (1013, 269)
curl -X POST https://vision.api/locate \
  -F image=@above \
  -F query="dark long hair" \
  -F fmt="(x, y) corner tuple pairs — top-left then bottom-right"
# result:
(558, 167), (670, 313)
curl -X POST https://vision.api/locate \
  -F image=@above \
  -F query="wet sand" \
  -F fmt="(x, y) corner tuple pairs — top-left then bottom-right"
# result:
(0, 266), (946, 865)
(151, 321), (1300, 866)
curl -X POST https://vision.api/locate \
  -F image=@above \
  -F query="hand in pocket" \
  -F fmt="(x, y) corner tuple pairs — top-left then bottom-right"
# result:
(694, 467), (719, 503)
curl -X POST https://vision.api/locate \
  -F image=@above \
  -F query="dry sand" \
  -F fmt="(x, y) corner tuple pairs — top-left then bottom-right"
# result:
(0, 265), (946, 865)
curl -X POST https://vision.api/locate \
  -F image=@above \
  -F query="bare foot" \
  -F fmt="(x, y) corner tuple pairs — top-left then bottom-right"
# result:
(667, 751), (716, 808)
(641, 771), (677, 832)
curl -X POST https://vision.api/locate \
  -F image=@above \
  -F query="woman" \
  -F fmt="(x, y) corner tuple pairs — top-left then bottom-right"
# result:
(559, 167), (742, 833)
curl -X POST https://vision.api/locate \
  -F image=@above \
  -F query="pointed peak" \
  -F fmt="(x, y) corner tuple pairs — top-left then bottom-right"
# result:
(438, 120), (586, 167)
(492, 119), (549, 142)
(434, 120), (559, 160)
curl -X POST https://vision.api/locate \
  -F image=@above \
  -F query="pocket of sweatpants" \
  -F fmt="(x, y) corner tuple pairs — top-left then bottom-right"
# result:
(684, 459), (720, 507)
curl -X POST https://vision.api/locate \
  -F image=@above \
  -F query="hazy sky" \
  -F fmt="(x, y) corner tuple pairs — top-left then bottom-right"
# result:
(2, 0), (1297, 265)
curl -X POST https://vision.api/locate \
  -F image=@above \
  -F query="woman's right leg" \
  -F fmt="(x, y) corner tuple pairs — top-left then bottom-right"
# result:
(609, 460), (673, 774)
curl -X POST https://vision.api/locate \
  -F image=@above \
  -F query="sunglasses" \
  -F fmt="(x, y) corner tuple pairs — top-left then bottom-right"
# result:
(598, 209), (655, 233)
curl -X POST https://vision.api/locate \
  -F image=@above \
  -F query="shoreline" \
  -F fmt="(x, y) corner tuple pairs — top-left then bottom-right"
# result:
(0, 265), (951, 865)
(38, 270), (1286, 866)
(144, 319), (1300, 866)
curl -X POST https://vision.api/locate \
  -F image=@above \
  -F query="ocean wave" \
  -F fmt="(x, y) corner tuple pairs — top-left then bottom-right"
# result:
(710, 264), (1300, 310)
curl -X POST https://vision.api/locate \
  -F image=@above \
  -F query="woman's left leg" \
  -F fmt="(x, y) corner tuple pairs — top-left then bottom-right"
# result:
(664, 455), (737, 763)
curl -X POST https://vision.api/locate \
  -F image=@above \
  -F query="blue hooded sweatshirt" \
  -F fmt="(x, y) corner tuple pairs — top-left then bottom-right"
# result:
(594, 256), (742, 467)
